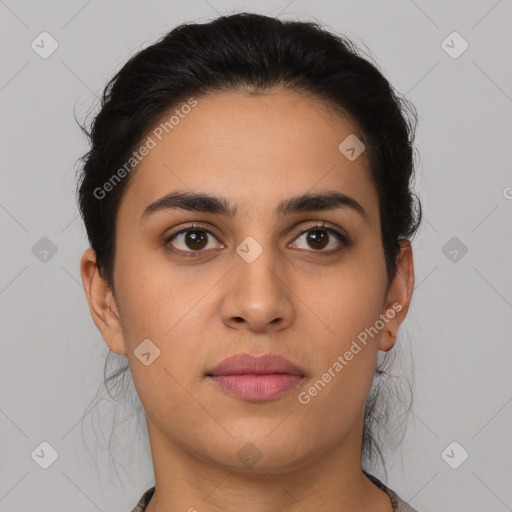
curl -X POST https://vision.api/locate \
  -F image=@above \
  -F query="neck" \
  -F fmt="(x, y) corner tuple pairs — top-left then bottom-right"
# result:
(143, 417), (392, 512)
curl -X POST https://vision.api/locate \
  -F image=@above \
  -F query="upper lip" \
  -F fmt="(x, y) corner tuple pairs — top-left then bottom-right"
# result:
(206, 353), (306, 377)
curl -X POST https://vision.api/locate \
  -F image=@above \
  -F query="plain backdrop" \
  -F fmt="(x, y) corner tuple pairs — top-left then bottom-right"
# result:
(1, 1), (511, 511)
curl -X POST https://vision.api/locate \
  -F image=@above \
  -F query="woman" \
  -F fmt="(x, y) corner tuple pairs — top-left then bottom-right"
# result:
(77, 12), (421, 512)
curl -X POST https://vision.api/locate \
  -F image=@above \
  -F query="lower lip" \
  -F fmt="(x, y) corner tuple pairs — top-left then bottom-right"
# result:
(208, 374), (304, 401)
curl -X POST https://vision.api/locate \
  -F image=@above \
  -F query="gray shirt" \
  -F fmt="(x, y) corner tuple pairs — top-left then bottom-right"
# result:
(129, 472), (418, 512)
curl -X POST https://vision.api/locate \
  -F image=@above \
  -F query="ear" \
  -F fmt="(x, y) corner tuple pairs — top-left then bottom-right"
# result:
(379, 240), (415, 352)
(80, 248), (127, 355)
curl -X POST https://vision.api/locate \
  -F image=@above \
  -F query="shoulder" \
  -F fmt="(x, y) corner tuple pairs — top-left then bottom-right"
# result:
(129, 486), (155, 512)
(363, 471), (420, 512)
(130, 477), (420, 512)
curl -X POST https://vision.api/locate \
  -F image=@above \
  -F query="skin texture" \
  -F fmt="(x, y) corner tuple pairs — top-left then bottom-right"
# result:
(80, 87), (414, 512)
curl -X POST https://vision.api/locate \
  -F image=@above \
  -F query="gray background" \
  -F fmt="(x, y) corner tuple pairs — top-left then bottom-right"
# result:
(1, 1), (511, 511)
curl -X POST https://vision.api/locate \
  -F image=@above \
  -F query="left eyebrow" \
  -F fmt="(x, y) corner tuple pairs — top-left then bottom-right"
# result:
(140, 190), (369, 224)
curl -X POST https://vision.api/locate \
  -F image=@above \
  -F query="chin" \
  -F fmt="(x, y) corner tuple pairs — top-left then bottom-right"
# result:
(201, 430), (313, 473)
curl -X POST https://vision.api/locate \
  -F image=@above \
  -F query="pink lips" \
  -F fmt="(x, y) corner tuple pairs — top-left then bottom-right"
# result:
(206, 353), (306, 402)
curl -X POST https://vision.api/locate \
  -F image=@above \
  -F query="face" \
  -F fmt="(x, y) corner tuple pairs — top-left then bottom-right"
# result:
(81, 87), (414, 474)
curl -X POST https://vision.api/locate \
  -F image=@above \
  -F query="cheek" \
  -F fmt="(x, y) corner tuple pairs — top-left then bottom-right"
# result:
(307, 254), (387, 346)
(117, 265), (206, 422)
(114, 252), (210, 377)
(114, 250), (198, 341)
(298, 245), (386, 402)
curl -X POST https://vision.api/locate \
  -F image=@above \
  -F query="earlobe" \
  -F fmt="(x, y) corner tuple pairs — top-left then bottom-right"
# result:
(80, 248), (127, 355)
(379, 318), (399, 352)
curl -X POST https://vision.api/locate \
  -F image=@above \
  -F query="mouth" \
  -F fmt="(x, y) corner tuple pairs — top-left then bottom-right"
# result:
(207, 374), (305, 401)
(205, 352), (306, 402)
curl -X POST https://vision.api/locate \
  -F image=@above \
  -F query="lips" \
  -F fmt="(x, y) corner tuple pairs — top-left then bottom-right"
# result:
(206, 353), (306, 377)
(206, 353), (306, 402)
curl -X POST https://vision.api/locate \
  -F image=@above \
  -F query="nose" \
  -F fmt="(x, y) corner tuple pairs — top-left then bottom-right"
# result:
(220, 247), (295, 333)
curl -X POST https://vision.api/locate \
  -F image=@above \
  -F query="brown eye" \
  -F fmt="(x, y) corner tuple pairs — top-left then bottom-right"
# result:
(183, 230), (208, 250)
(306, 229), (329, 250)
(164, 225), (221, 256)
(290, 225), (348, 253)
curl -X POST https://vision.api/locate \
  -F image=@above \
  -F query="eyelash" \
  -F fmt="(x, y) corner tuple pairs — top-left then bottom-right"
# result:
(163, 222), (349, 258)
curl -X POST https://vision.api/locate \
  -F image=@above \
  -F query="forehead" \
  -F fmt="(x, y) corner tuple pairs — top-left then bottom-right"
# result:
(117, 87), (379, 227)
